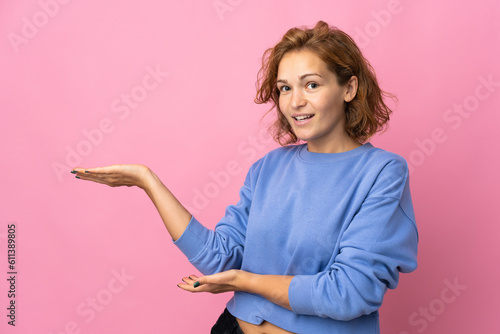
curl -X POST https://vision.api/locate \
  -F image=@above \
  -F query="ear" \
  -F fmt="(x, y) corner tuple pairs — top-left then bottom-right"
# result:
(344, 76), (358, 103)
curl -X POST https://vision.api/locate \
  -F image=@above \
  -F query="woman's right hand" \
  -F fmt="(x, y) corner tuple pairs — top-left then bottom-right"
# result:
(72, 164), (191, 240)
(71, 164), (153, 190)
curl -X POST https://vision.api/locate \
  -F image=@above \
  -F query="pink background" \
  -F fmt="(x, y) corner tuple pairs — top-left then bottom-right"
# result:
(1, 0), (499, 333)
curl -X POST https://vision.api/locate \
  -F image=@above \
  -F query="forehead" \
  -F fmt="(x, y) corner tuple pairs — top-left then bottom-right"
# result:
(277, 50), (329, 78)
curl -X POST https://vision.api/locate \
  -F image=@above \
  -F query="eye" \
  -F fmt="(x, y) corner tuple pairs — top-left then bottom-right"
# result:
(278, 85), (291, 92)
(307, 82), (318, 89)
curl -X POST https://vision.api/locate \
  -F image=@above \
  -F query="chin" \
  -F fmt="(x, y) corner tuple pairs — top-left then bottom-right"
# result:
(294, 132), (316, 142)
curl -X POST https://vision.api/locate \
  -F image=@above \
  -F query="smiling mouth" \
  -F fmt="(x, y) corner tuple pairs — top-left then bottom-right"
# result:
(293, 115), (314, 121)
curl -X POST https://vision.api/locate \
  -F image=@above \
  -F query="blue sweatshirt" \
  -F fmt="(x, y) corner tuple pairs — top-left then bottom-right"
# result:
(174, 142), (418, 333)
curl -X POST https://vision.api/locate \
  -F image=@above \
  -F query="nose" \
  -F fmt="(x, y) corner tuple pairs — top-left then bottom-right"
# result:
(291, 89), (306, 109)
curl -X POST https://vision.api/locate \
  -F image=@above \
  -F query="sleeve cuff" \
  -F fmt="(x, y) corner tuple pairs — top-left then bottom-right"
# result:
(288, 275), (317, 316)
(173, 216), (211, 261)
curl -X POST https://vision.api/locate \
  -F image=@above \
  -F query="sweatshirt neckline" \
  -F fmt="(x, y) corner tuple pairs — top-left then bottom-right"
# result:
(297, 142), (374, 163)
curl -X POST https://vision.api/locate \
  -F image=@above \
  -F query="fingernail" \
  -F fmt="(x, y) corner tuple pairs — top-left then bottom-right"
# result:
(177, 284), (181, 288)
(193, 281), (200, 288)
(76, 176), (81, 179)
(70, 170), (77, 174)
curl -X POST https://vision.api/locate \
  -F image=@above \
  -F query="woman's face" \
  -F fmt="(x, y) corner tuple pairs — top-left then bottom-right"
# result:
(277, 50), (357, 153)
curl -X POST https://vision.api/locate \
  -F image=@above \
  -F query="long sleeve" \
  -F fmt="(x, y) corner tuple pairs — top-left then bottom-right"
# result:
(288, 158), (419, 321)
(173, 160), (261, 275)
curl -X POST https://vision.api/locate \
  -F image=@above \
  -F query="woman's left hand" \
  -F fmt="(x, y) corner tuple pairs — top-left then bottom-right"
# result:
(177, 269), (248, 294)
(178, 270), (293, 310)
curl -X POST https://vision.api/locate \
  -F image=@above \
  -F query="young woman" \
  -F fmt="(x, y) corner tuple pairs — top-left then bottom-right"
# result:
(72, 21), (418, 334)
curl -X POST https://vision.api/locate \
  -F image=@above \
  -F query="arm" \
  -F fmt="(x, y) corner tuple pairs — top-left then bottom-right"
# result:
(72, 165), (191, 241)
(73, 161), (256, 275)
(243, 273), (293, 310)
(287, 159), (419, 320)
(141, 168), (192, 241)
(172, 169), (254, 274)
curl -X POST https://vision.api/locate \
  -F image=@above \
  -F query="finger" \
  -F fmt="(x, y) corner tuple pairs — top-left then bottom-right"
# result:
(73, 170), (126, 185)
(177, 278), (204, 291)
(72, 170), (126, 186)
(71, 166), (116, 175)
(199, 272), (224, 285)
(177, 283), (205, 293)
(81, 166), (117, 174)
(74, 175), (114, 186)
(70, 168), (90, 174)
(181, 276), (197, 285)
(71, 169), (102, 178)
(195, 276), (207, 287)
(176, 283), (193, 291)
(188, 275), (208, 288)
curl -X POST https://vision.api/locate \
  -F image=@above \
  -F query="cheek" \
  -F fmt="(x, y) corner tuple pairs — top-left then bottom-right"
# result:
(279, 109), (289, 123)
(278, 96), (287, 113)
(318, 95), (344, 113)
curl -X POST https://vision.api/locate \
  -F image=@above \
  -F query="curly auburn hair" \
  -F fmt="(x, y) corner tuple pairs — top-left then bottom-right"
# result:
(255, 21), (396, 145)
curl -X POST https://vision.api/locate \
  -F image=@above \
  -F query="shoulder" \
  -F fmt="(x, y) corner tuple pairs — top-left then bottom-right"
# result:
(364, 144), (409, 176)
(251, 144), (303, 168)
(362, 144), (411, 199)
(364, 145), (416, 224)
(245, 144), (303, 180)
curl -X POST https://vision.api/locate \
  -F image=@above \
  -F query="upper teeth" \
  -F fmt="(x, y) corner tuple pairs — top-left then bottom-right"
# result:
(294, 115), (313, 121)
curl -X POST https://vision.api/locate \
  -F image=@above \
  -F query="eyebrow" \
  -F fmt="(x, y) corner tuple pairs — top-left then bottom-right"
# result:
(277, 73), (323, 84)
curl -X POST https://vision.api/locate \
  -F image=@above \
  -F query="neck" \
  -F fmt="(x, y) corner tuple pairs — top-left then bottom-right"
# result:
(306, 136), (362, 153)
